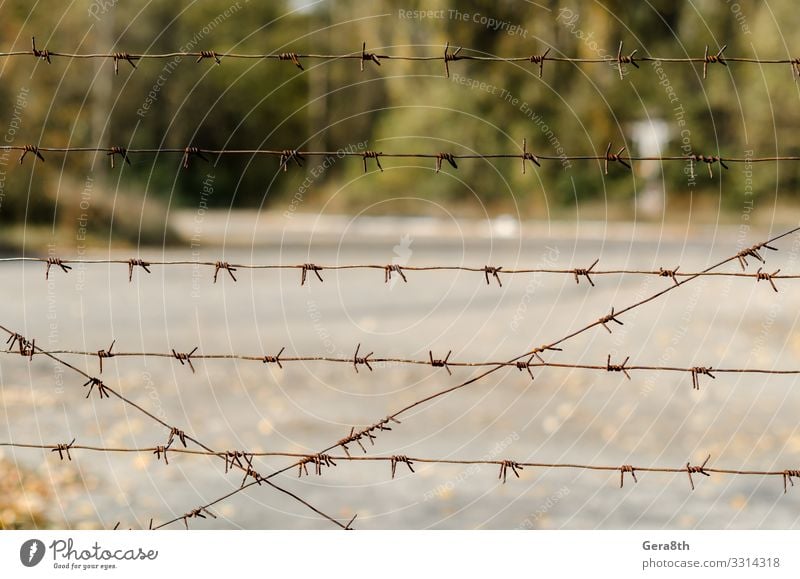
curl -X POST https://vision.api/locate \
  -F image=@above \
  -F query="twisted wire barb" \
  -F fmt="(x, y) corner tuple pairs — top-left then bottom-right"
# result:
(142, 225), (800, 529)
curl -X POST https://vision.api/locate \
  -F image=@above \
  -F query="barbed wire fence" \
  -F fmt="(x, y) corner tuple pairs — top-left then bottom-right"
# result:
(3, 34), (800, 530)
(4, 225), (798, 529)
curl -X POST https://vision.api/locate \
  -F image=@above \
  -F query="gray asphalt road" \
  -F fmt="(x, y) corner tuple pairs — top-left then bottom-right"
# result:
(2, 223), (800, 529)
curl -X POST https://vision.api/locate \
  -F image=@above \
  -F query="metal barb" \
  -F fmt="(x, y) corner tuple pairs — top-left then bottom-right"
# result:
(19, 144), (44, 164)
(196, 50), (221, 64)
(360, 42), (381, 71)
(598, 308), (624, 333)
(620, 464), (637, 487)
(756, 267), (780, 292)
(352, 343), (374, 373)
(279, 149), (304, 171)
(45, 257), (72, 279)
(606, 355), (631, 380)
(703, 45), (727, 79)
(278, 52), (303, 70)
(263, 346), (285, 369)
(658, 266), (680, 286)
(97, 340), (115, 373)
(31, 36), (51, 63)
(435, 152), (457, 172)
(153, 445), (169, 465)
(616, 41), (639, 80)
(127, 258), (151, 282)
(521, 138), (540, 173)
(107, 147), (131, 168)
(300, 263), (324, 285)
(390, 455), (415, 479)
(182, 146), (208, 169)
(783, 469), (800, 493)
(52, 438), (76, 461)
(686, 454), (712, 490)
(604, 142), (631, 174)
(499, 460), (523, 483)
(429, 350), (452, 375)
(213, 261), (237, 283)
(573, 258), (599, 286)
(362, 150), (383, 173)
(167, 427), (187, 449)
(384, 264), (406, 283)
(443, 41), (462, 78)
(690, 367), (715, 390)
(112, 52), (137, 75)
(529, 47), (550, 78)
(182, 507), (216, 529)
(172, 347), (198, 373)
(484, 266), (502, 287)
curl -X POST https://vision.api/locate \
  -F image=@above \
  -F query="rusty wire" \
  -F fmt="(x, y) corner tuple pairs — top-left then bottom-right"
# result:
(0, 321), (350, 530)
(6, 343), (800, 388)
(131, 225), (800, 530)
(0, 251), (793, 286)
(6, 38), (800, 80)
(4, 443), (799, 493)
(3, 141), (800, 176)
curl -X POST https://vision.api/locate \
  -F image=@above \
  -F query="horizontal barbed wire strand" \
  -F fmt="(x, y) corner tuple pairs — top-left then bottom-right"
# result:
(0, 322), (351, 530)
(3, 443), (798, 492)
(138, 225), (800, 530)
(4, 345), (798, 382)
(6, 38), (800, 80)
(2, 142), (799, 177)
(0, 256), (795, 285)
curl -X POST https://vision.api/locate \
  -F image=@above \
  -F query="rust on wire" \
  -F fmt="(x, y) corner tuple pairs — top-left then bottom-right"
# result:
(96, 340), (115, 373)
(153, 445), (169, 465)
(756, 267), (780, 292)
(19, 144), (44, 164)
(352, 343), (373, 373)
(616, 41), (638, 80)
(429, 350), (452, 375)
(182, 507), (216, 529)
(702, 45), (727, 79)
(529, 47), (550, 78)
(167, 427), (188, 449)
(262, 346), (285, 368)
(573, 258), (599, 286)
(516, 356), (535, 380)
(384, 264), (406, 283)
(598, 307), (624, 333)
(604, 142), (631, 174)
(686, 455), (712, 490)
(620, 464), (637, 488)
(213, 261), (237, 283)
(736, 241), (777, 271)
(278, 52), (303, 70)
(688, 153), (728, 179)
(658, 266), (680, 285)
(783, 470), (800, 493)
(606, 355), (631, 380)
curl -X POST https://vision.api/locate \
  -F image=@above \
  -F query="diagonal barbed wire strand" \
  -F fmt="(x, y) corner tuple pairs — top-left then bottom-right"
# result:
(3, 443), (798, 493)
(0, 322), (352, 530)
(140, 225), (800, 530)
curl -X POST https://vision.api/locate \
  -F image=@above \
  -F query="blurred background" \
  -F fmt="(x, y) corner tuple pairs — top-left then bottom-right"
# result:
(0, 0), (799, 249)
(2, 1), (800, 530)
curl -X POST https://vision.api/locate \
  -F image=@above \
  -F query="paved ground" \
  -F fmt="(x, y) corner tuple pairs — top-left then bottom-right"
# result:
(2, 217), (800, 529)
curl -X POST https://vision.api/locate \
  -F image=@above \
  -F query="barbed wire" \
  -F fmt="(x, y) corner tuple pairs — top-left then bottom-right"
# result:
(0, 321), (352, 530)
(1, 252), (789, 288)
(134, 225), (800, 530)
(5, 38), (800, 80)
(2, 140), (799, 177)
(4, 443), (798, 493)
(4, 343), (797, 389)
